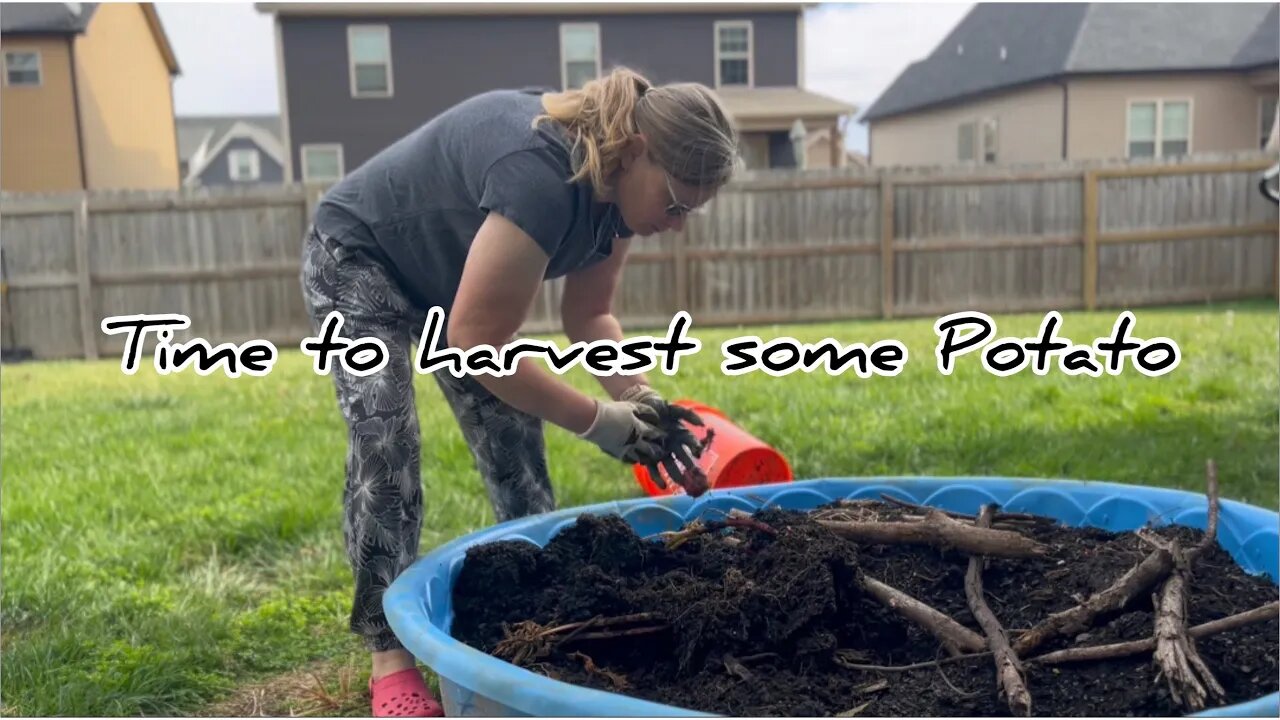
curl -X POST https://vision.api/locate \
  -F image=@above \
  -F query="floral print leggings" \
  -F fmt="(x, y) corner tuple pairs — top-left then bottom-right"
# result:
(300, 225), (556, 652)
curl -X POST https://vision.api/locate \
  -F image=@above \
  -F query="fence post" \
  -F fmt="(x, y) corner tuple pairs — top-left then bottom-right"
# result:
(1082, 171), (1099, 311)
(879, 174), (895, 319)
(74, 194), (98, 360)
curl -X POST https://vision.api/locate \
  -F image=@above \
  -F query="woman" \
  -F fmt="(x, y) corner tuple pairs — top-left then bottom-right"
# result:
(299, 66), (740, 716)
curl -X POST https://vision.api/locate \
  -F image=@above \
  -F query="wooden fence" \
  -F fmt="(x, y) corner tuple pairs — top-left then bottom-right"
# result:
(2, 152), (1276, 361)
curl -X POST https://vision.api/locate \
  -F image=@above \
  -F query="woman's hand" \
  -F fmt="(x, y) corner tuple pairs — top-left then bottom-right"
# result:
(577, 398), (666, 463)
(620, 384), (707, 492)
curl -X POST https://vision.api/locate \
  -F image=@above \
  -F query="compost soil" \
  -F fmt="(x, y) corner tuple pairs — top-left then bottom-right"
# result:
(450, 502), (1279, 717)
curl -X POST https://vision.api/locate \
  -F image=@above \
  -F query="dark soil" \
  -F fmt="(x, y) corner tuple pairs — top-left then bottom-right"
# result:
(450, 502), (1279, 717)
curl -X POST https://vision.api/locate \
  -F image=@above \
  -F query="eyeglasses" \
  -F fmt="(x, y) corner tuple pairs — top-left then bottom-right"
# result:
(663, 171), (696, 218)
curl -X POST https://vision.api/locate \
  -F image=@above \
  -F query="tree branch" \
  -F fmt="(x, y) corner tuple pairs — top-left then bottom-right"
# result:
(965, 505), (1032, 716)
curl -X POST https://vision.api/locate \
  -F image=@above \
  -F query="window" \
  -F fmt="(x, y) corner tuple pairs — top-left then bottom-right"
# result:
(560, 23), (600, 90)
(957, 121), (976, 161)
(715, 21), (752, 87)
(1260, 96), (1278, 149)
(956, 117), (999, 163)
(981, 117), (998, 163)
(5, 51), (40, 86)
(1127, 99), (1191, 158)
(301, 144), (344, 183)
(228, 149), (260, 182)
(1161, 101), (1189, 156)
(348, 25), (392, 97)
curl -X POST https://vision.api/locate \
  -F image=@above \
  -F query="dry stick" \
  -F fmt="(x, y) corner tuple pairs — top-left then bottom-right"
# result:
(1152, 460), (1226, 712)
(1030, 601), (1280, 665)
(819, 510), (1049, 558)
(877, 495), (1055, 525)
(1012, 546), (1175, 656)
(543, 612), (659, 636)
(570, 625), (668, 642)
(965, 505), (1033, 717)
(860, 574), (987, 656)
(1153, 543), (1226, 711)
(496, 612), (663, 664)
(660, 515), (778, 549)
(836, 651), (994, 674)
(1186, 459), (1219, 566)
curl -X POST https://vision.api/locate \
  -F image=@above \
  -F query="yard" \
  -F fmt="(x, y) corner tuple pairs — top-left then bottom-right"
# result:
(1, 300), (1276, 717)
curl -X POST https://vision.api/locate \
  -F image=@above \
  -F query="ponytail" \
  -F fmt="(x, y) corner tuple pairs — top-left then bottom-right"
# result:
(534, 67), (652, 197)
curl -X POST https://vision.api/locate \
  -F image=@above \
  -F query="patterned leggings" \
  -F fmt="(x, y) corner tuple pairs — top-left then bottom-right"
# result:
(299, 225), (556, 652)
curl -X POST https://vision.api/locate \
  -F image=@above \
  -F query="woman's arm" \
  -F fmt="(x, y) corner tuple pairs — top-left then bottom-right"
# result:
(447, 211), (599, 434)
(560, 235), (652, 401)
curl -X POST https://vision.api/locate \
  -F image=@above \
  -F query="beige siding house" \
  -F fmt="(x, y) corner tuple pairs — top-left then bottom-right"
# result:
(1, 2), (181, 193)
(862, 3), (1279, 167)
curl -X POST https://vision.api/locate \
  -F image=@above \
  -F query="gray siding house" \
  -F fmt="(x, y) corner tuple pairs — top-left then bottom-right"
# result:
(862, 3), (1279, 168)
(177, 115), (286, 187)
(255, 2), (855, 183)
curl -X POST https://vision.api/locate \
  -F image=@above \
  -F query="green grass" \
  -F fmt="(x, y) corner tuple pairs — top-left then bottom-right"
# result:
(2, 300), (1276, 716)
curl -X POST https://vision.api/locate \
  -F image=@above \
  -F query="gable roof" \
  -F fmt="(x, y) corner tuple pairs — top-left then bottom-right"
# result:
(1, 3), (179, 75)
(181, 118), (285, 184)
(863, 3), (1279, 123)
(1232, 4), (1280, 69)
(177, 115), (282, 163)
(1, 3), (98, 34)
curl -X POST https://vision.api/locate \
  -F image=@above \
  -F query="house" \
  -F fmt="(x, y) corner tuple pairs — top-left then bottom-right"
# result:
(254, 2), (856, 184)
(177, 115), (286, 187)
(803, 125), (868, 169)
(861, 3), (1279, 167)
(0, 2), (181, 193)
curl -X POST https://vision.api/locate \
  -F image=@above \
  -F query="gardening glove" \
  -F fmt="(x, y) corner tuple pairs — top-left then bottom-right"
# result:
(578, 398), (666, 464)
(619, 384), (705, 491)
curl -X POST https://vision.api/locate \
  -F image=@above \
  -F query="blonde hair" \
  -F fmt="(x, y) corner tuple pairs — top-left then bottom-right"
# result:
(534, 66), (739, 198)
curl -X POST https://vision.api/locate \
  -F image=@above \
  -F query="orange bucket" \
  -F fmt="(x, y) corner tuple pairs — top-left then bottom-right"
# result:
(632, 400), (793, 497)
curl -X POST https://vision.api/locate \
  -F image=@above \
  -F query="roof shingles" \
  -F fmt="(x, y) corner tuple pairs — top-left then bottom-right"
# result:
(0, 2), (98, 34)
(864, 2), (1279, 122)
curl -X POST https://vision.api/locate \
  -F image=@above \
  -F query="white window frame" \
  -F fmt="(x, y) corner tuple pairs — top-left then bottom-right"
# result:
(348, 24), (393, 99)
(957, 116), (1000, 164)
(1259, 95), (1278, 149)
(714, 20), (753, 88)
(981, 116), (999, 164)
(1125, 97), (1194, 159)
(4, 50), (42, 87)
(559, 22), (601, 91)
(227, 148), (261, 182)
(957, 119), (977, 162)
(300, 143), (345, 183)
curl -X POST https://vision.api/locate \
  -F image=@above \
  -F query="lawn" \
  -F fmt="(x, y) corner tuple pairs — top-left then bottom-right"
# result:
(2, 300), (1276, 716)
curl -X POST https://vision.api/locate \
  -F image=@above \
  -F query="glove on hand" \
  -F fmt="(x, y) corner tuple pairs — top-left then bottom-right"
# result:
(619, 384), (707, 492)
(578, 398), (665, 464)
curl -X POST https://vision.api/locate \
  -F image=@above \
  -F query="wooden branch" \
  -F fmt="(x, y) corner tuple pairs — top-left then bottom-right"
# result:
(1012, 547), (1174, 656)
(876, 495), (1055, 527)
(1152, 543), (1225, 712)
(965, 506), (1032, 716)
(570, 626), (669, 642)
(1149, 462), (1227, 710)
(819, 510), (1049, 558)
(1187, 459), (1220, 566)
(835, 651), (993, 673)
(860, 575), (987, 656)
(1030, 601), (1279, 666)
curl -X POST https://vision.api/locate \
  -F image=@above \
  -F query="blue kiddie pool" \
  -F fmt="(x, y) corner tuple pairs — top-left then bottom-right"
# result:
(383, 476), (1280, 717)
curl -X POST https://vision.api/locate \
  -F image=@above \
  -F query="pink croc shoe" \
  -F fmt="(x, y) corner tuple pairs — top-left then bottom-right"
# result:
(369, 668), (445, 717)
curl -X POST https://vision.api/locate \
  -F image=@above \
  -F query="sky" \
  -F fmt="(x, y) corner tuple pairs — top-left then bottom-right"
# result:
(154, 1), (976, 154)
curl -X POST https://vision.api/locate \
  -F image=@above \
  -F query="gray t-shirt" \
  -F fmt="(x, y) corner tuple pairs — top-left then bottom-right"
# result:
(312, 87), (632, 315)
